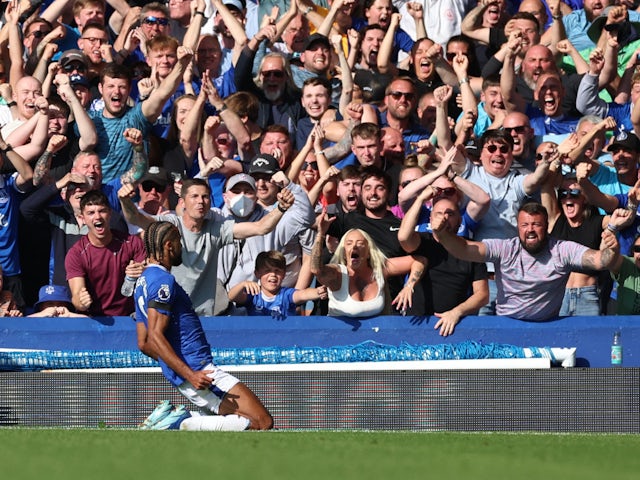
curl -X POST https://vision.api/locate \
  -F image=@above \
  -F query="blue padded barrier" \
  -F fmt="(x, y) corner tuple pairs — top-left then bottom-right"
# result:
(0, 315), (637, 368)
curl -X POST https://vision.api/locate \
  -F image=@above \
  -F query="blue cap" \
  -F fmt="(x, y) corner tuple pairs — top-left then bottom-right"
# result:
(34, 285), (73, 310)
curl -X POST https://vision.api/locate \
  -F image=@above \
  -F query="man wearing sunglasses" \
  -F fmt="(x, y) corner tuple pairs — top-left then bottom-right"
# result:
(502, 112), (536, 174)
(381, 77), (430, 151)
(235, 21), (304, 134)
(137, 167), (172, 216)
(450, 129), (553, 315)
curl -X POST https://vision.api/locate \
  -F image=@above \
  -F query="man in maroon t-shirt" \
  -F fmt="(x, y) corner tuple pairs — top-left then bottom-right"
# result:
(65, 190), (145, 316)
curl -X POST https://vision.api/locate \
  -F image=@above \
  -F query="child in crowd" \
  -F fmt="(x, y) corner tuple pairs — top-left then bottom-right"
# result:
(28, 285), (89, 318)
(228, 251), (327, 318)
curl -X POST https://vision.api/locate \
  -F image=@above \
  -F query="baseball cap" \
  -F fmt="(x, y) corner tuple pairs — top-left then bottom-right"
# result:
(226, 173), (256, 192)
(587, 7), (640, 46)
(69, 73), (90, 88)
(223, 0), (244, 12)
(248, 154), (279, 176)
(304, 33), (331, 51)
(59, 49), (89, 68)
(139, 166), (170, 187)
(607, 130), (640, 153)
(34, 285), (73, 310)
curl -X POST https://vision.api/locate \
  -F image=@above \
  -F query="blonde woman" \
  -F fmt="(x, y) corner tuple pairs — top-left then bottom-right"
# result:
(311, 212), (426, 317)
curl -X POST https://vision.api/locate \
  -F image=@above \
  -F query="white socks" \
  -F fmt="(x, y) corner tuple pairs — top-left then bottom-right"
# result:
(180, 414), (251, 431)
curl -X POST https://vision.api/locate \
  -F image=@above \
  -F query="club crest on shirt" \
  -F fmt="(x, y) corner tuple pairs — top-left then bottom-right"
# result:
(157, 284), (171, 302)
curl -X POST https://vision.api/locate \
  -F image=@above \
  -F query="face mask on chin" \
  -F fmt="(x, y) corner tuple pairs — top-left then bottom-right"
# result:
(229, 193), (256, 218)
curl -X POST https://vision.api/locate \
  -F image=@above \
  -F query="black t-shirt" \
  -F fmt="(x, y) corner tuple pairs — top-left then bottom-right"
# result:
(551, 211), (604, 276)
(417, 234), (488, 313)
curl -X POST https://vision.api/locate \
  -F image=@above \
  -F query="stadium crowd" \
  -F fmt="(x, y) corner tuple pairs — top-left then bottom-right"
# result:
(2, 0), (640, 333)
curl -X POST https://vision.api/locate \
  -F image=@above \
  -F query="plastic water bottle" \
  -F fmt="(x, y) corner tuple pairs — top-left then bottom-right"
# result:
(611, 331), (623, 367)
(121, 276), (136, 297)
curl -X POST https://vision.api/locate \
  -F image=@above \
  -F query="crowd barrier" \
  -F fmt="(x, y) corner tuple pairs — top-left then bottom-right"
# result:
(1, 315), (638, 430)
(0, 314), (637, 368)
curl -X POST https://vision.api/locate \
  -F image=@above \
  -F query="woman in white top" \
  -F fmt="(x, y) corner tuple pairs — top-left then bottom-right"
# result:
(311, 212), (427, 317)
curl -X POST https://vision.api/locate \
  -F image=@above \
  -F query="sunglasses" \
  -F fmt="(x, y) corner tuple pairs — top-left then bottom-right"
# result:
(485, 144), (510, 154)
(633, 246), (640, 253)
(301, 161), (319, 171)
(558, 188), (581, 200)
(141, 181), (167, 193)
(387, 91), (416, 101)
(400, 180), (414, 188)
(445, 52), (457, 61)
(63, 63), (87, 73)
(261, 70), (285, 78)
(435, 187), (457, 197)
(143, 16), (170, 26)
(503, 126), (528, 135)
(29, 30), (51, 39)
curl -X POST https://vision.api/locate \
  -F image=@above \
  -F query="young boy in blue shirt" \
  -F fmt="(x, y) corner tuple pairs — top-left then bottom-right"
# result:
(228, 251), (327, 318)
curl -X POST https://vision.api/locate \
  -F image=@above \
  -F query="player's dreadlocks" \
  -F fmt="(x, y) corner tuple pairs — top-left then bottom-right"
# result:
(144, 221), (177, 262)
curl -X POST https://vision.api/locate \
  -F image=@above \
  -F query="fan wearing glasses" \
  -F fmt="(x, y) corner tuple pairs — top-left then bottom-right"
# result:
(502, 112), (536, 174)
(235, 22), (303, 133)
(22, 18), (54, 59)
(40, 0), (106, 61)
(135, 167), (172, 217)
(381, 77), (430, 151)
(449, 129), (553, 315)
(541, 149), (634, 316)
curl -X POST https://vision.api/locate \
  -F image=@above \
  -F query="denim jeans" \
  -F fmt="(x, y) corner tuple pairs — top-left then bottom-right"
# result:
(479, 279), (497, 316)
(559, 285), (600, 316)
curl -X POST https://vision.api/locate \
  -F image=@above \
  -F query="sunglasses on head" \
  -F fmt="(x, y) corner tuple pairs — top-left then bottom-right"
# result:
(558, 188), (581, 200)
(301, 161), (319, 171)
(141, 181), (167, 193)
(143, 16), (170, 26)
(485, 144), (510, 154)
(387, 91), (416, 101)
(261, 70), (285, 79)
(503, 126), (528, 135)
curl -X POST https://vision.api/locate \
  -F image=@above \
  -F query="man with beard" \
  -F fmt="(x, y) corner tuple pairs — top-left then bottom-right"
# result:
(234, 22), (304, 135)
(501, 44), (582, 118)
(450, 129), (552, 314)
(380, 77), (430, 150)
(502, 39), (580, 136)
(431, 201), (619, 321)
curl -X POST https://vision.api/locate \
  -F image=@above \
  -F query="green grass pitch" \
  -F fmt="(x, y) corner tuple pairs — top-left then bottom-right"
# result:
(1, 430), (639, 479)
